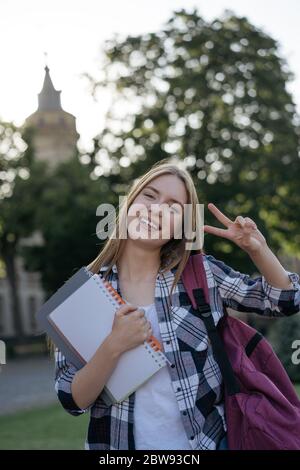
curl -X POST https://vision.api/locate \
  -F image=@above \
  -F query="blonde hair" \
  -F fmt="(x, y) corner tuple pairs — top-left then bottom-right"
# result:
(87, 157), (203, 305)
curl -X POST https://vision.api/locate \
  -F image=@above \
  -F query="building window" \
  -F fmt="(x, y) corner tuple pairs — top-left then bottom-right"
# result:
(28, 296), (37, 332)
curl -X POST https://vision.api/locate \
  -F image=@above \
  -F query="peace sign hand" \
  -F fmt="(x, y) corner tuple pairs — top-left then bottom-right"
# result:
(203, 203), (267, 254)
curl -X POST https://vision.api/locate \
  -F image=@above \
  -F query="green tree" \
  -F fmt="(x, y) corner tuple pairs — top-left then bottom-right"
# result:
(22, 155), (119, 296)
(85, 9), (300, 272)
(0, 123), (48, 339)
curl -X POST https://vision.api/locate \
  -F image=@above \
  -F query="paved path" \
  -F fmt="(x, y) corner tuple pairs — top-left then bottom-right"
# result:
(0, 356), (57, 416)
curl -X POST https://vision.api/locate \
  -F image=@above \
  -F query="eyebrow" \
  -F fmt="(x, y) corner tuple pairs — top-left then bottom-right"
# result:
(144, 185), (185, 209)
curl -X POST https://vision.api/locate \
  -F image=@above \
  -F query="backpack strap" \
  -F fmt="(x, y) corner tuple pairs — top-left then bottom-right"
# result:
(181, 253), (240, 396)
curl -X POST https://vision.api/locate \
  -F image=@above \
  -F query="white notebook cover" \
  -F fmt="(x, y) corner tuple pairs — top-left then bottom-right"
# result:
(48, 272), (169, 404)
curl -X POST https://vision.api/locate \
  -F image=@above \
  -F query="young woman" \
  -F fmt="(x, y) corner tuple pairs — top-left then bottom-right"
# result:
(54, 158), (300, 450)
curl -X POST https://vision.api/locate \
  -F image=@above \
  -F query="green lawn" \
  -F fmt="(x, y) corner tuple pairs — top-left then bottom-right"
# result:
(0, 403), (89, 450)
(1, 384), (300, 450)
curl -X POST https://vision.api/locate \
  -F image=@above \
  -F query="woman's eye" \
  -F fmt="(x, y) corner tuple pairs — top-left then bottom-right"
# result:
(144, 193), (155, 199)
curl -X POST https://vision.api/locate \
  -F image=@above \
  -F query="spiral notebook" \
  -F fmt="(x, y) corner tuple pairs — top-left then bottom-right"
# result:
(36, 266), (170, 406)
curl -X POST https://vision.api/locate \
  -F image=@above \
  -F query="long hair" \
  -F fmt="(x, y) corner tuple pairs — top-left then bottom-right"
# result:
(87, 157), (204, 303)
(48, 158), (203, 355)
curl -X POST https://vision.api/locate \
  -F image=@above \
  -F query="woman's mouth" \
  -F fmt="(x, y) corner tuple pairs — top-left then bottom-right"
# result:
(138, 216), (160, 231)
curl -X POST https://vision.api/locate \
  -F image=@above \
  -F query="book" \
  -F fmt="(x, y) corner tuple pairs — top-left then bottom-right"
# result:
(36, 266), (170, 406)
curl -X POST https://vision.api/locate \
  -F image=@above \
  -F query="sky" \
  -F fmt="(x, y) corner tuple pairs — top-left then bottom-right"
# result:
(0, 0), (299, 152)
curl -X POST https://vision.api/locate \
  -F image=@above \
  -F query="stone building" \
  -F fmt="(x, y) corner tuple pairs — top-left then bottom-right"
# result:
(0, 66), (79, 343)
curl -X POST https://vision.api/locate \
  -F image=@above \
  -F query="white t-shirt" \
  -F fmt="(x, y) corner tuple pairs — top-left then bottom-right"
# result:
(133, 302), (192, 450)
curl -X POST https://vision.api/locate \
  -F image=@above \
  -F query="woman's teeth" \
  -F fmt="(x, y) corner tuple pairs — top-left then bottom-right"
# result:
(139, 217), (159, 230)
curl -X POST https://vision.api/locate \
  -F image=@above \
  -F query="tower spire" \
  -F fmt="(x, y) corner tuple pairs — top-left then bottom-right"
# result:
(38, 62), (62, 111)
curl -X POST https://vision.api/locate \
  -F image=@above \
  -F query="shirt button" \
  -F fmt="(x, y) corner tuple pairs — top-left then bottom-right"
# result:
(166, 340), (170, 345)
(182, 411), (187, 416)
(177, 387), (181, 392)
(190, 436), (194, 440)
(171, 364), (175, 368)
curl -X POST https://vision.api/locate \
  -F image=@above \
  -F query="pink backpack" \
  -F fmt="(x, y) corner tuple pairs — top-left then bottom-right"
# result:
(181, 253), (300, 450)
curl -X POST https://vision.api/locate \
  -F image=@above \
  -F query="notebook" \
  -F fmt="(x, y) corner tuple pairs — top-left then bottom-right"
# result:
(36, 266), (170, 406)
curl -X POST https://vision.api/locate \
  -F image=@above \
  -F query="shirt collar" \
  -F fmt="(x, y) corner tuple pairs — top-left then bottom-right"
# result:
(99, 263), (117, 273)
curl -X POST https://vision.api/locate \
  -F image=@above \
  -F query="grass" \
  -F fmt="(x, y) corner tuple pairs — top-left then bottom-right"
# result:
(0, 403), (89, 450)
(1, 384), (300, 450)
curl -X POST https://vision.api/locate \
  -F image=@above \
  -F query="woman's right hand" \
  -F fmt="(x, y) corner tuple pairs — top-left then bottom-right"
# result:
(72, 303), (152, 410)
(109, 304), (153, 355)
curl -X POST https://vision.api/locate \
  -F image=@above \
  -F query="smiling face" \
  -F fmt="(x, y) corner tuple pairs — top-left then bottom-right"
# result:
(127, 173), (188, 248)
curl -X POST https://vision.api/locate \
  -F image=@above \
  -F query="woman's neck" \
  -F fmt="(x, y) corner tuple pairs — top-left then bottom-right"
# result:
(116, 241), (161, 282)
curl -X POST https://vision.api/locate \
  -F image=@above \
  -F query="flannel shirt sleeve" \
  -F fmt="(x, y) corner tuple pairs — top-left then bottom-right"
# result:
(206, 254), (300, 317)
(54, 348), (91, 416)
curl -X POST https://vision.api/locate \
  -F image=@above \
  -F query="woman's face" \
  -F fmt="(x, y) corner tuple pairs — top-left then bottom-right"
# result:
(127, 174), (188, 248)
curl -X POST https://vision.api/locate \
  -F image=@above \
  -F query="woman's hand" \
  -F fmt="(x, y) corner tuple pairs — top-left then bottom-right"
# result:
(71, 304), (152, 411)
(110, 304), (153, 355)
(203, 203), (267, 254)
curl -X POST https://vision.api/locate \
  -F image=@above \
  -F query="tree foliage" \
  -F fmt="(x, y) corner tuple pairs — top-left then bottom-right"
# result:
(86, 9), (300, 271)
(0, 123), (48, 337)
(22, 156), (118, 296)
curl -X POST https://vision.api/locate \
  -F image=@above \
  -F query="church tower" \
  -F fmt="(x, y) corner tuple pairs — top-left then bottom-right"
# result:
(25, 66), (79, 168)
(0, 65), (81, 346)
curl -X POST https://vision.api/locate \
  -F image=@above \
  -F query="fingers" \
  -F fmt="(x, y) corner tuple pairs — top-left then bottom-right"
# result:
(204, 211), (259, 241)
(142, 319), (152, 335)
(235, 215), (245, 227)
(116, 304), (141, 316)
(234, 216), (257, 231)
(245, 217), (257, 229)
(144, 322), (153, 339)
(116, 306), (149, 328)
(140, 315), (149, 326)
(137, 308), (146, 317)
(203, 225), (231, 239)
(137, 313), (152, 335)
(207, 203), (232, 228)
(207, 204), (258, 232)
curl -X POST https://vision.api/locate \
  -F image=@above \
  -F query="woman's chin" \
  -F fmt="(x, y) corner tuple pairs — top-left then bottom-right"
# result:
(127, 230), (168, 246)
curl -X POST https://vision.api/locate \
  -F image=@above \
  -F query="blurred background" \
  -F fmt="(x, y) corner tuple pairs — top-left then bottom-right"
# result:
(1, 0), (300, 449)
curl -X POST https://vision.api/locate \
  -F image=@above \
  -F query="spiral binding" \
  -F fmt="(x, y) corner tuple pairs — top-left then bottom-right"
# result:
(84, 267), (164, 357)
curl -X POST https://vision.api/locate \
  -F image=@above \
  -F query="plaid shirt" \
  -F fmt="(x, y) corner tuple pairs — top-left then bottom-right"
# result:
(54, 253), (300, 450)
